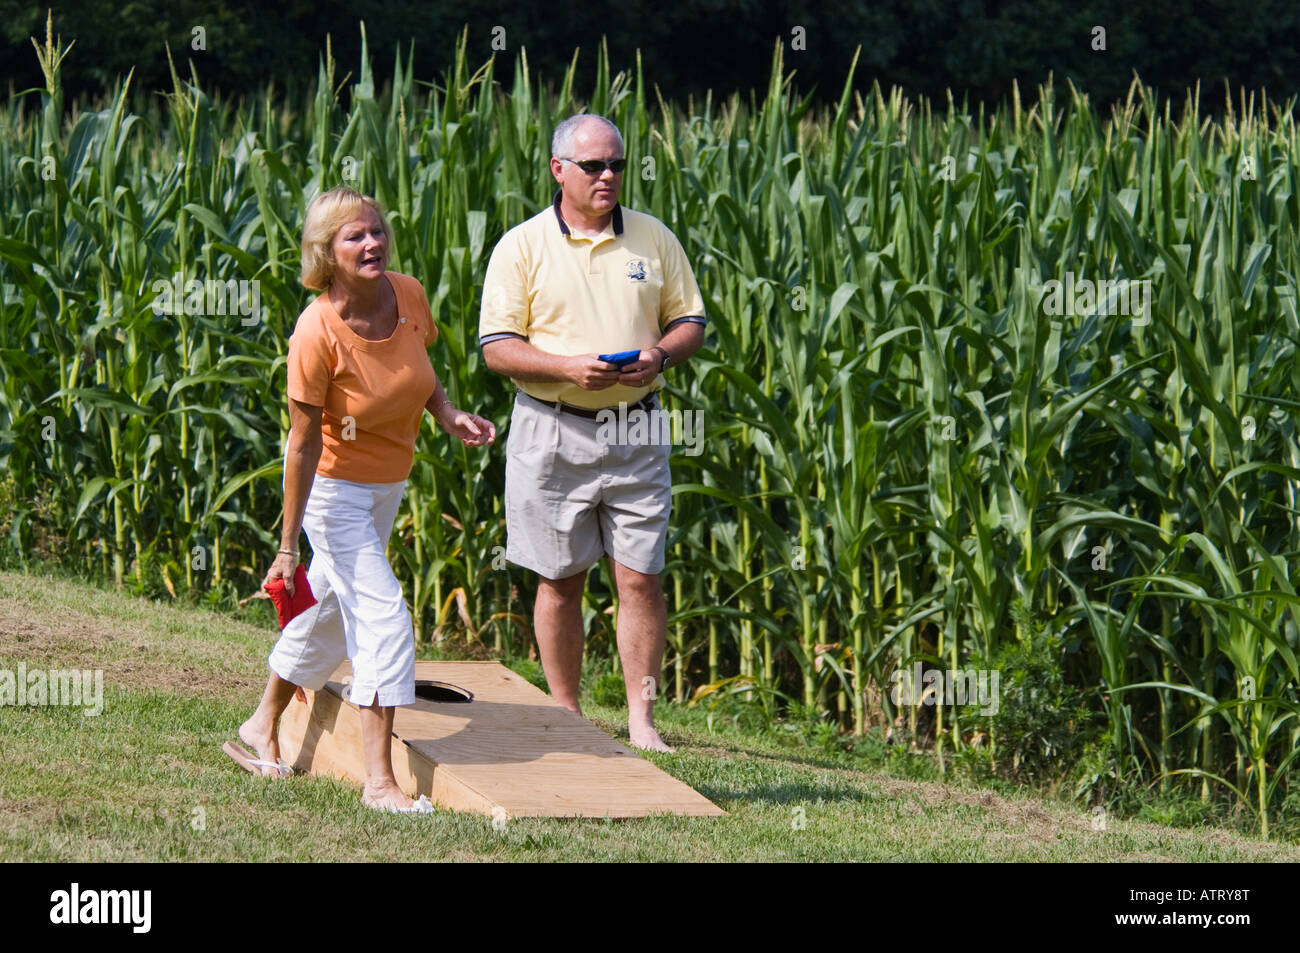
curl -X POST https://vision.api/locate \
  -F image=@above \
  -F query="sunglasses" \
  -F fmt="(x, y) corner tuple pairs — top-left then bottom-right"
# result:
(559, 157), (628, 175)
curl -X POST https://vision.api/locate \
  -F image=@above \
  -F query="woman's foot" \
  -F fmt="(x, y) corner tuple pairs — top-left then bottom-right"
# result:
(238, 716), (283, 777)
(362, 779), (418, 812)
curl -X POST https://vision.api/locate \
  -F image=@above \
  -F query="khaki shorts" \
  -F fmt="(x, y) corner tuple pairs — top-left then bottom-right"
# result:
(505, 392), (672, 579)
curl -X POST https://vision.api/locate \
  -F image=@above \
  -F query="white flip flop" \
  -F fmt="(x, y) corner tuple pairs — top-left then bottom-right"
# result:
(365, 793), (434, 814)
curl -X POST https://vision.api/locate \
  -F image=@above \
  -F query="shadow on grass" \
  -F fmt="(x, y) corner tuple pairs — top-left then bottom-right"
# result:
(703, 781), (883, 807)
(664, 735), (895, 775)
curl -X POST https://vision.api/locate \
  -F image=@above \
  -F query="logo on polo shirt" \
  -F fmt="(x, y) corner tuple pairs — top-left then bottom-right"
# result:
(626, 259), (647, 281)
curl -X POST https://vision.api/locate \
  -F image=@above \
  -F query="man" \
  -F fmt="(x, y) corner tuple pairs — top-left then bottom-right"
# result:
(479, 114), (706, 752)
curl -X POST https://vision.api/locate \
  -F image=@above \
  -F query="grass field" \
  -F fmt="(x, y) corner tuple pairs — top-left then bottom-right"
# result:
(1, 568), (1295, 862)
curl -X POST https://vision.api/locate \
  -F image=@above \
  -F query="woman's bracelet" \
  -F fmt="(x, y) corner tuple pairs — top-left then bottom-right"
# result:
(278, 548), (298, 558)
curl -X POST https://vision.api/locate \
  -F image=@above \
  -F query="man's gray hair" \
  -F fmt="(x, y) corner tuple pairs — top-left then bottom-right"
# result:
(551, 114), (624, 159)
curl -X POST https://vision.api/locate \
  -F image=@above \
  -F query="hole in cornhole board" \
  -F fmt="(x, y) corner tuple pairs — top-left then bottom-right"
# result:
(414, 680), (473, 703)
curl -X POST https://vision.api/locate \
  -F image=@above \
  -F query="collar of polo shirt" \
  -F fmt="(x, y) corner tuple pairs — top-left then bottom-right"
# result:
(551, 189), (624, 238)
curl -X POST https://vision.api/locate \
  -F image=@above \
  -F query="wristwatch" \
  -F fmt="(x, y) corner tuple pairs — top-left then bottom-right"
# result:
(653, 346), (671, 371)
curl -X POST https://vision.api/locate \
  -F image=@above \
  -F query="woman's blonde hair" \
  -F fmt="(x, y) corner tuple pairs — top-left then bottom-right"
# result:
(300, 187), (395, 290)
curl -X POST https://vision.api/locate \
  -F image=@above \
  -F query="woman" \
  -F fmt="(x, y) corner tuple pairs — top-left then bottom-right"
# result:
(231, 186), (495, 813)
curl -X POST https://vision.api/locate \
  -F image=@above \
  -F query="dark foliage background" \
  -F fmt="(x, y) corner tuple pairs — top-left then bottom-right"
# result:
(3, 1), (1298, 110)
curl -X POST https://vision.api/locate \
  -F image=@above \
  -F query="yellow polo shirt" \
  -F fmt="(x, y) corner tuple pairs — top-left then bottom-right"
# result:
(478, 192), (706, 409)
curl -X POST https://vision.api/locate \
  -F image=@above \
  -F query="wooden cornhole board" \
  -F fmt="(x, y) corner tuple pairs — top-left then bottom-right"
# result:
(277, 660), (725, 818)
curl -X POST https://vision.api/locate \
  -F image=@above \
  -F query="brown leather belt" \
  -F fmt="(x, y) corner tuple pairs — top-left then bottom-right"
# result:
(517, 390), (659, 420)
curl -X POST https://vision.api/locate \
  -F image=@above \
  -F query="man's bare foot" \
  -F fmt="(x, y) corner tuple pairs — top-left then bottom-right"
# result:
(628, 724), (675, 753)
(362, 779), (417, 812)
(238, 716), (282, 777)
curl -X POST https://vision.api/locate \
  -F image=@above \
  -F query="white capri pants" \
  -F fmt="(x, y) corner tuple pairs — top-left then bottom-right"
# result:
(267, 474), (415, 708)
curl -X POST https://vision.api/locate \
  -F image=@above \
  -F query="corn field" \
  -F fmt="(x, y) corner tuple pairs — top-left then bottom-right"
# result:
(3, 21), (1299, 834)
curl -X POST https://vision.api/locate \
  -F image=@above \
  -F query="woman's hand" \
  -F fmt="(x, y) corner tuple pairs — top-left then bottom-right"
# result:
(263, 550), (298, 596)
(438, 405), (497, 447)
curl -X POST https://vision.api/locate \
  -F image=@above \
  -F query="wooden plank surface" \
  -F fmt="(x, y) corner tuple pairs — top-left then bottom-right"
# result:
(277, 660), (725, 818)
